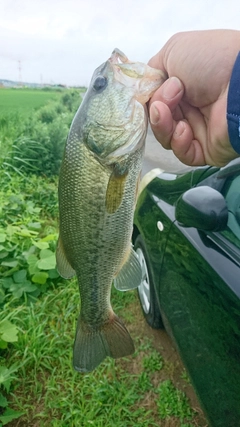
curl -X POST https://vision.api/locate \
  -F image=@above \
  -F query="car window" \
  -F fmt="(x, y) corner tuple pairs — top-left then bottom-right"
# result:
(220, 175), (240, 249)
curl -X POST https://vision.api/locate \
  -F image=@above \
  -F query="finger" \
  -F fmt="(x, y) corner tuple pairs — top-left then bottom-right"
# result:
(149, 77), (184, 126)
(171, 121), (206, 166)
(150, 76), (184, 108)
(149, 78), (184, 149)
(149, 101), (176, 149)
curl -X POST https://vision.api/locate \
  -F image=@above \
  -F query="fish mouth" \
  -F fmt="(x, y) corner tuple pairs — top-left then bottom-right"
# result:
(109, 48), (147, 80)
(109, 48), (129, 65)
(108, 48), (166, 105)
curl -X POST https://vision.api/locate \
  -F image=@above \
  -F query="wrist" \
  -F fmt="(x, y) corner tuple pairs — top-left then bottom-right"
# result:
(227, 52), (240, 154)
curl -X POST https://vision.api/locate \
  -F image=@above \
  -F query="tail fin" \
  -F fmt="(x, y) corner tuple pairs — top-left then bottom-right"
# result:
(73, 313), (135, 373)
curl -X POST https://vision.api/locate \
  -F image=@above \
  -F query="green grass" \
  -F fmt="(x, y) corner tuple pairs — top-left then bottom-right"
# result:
(0, 88), (82, 175)
(3, 284), (200, 427)
(0, 89), (62, 114)
(0, 88), (64, 167)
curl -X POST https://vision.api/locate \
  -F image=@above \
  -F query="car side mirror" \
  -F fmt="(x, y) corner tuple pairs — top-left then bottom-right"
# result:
(175, 186), (228, 231)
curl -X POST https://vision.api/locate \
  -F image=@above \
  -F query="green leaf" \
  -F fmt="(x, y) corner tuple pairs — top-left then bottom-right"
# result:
(9, 282), (37, 299)
(1, 278), (13, 289)
(32, 272), (48, 285)
(0, 321), (18, 343)
(0, 341), (7, 350)
(37, 256), (56, 270)
(26, 201), (41, 214)
(0, 367), (13, 392)
(41, 233), (58, 242)
(0, 408), (24, 425)
(27, 254), (40, 275)
(48, 269), (59, 279)
(32, 240), (49, 250)
(39, 249), (55, 259)
(16, 229), (38, 237)
(0, 234), (6, 243)
(28, 222), (41, 230)
(2, 266), (19, 278)
(27, 254), (38, 265)
(6, 225), (15, 237)
(0, 393), (8, 408)
(13, 269), (27, 284)
(1, 260), (18, 268)
(37, 249), (56, 270)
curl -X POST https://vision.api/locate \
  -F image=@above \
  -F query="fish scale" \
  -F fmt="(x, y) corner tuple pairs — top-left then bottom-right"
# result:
(57, 48), (165, 372)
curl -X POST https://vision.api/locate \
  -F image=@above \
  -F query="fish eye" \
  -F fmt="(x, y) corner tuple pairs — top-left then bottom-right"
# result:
(93, 76), (107, 92)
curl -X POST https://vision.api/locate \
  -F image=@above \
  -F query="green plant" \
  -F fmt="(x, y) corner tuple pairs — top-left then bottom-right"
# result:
(0, 166), (61, 425)
(181, 369), (191, 384)
(0, 88), (82, 176)
(11, 119), (67, 176)
(0, 317), (23, 426)
(61, 90), (81, 112)
(37, 104), (58, 124)
(0, 223), (59, 304)
(142, 350), (164, 373)
(0, 363), (23, 426)
(3, 282), (158, 427)
(156, 379), (195, 421)
(0, 174), (60, 305)
(0, 319), (18, 350)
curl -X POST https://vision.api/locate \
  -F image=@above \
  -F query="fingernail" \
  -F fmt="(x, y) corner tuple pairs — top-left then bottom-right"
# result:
(162, 77), (182, 100)
(150, 105), (160, 125)
(174, 121), (185, 138)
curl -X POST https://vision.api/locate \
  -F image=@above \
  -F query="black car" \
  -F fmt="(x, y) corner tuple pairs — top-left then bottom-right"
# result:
(133, 158), (240, 427)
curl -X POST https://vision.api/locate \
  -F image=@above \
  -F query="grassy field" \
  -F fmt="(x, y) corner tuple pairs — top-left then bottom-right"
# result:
(0, 88), (208, 426)
(0, 87), (81, 175)
(0, 88), (63, 114)
(4, 282), (207, 427)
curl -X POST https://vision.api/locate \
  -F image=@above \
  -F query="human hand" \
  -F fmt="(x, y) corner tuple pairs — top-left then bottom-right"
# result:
(148, 30), (240, 166)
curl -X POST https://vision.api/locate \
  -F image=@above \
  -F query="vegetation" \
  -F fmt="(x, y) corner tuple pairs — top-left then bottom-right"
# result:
(0, 88), (63, 114)
(0, 88), (81, 176)
(0, 88), (206, 426)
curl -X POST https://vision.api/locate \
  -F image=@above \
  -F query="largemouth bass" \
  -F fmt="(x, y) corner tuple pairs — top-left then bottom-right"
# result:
(57, 49), (165, 372)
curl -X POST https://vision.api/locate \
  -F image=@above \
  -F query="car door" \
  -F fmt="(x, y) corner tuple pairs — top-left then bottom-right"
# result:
(157, 172), (240, 427)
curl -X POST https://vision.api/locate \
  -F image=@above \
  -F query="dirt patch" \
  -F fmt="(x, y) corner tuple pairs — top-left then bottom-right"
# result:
(121, 296), (208, 427)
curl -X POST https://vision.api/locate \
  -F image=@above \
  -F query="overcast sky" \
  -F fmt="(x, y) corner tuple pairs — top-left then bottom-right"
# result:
(1, 0), (240, 86)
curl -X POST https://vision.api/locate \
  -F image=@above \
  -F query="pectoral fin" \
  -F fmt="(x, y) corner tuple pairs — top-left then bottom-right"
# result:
(114, 246), (142, 291)
(56, 236), (76, 279)
(106, 170), (128, 214)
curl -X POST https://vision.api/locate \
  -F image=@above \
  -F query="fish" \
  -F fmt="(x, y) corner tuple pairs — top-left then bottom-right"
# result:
(56, 48), (165, 373)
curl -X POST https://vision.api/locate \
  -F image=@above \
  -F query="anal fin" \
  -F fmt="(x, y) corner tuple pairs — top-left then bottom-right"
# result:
(56, 236), (76, 279)
(114, 246), (142, 291)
